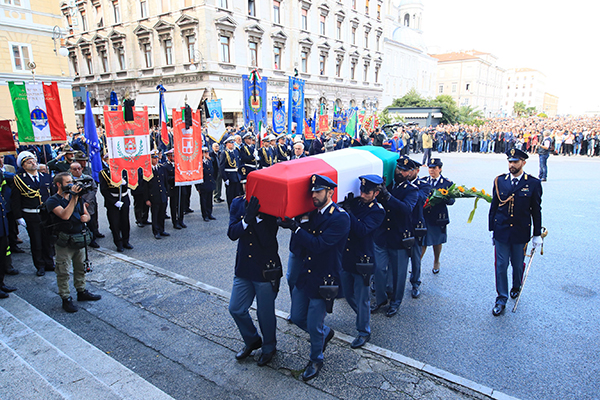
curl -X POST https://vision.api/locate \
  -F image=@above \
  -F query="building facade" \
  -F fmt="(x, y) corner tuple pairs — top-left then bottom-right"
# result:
(502, 68), (547, 116)
(431, 50), (504, 117)
(63, 0), (387, 127)
(542, 92), (558, 117)
(0, 0), (77, 133)
(380, 0), (436, 107)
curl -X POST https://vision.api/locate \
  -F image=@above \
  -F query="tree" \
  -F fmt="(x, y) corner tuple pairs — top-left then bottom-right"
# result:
(431, 95), (459, 125)
(513, 101), (527, 117)
(458, 105), (484, 125)
(526, 106), (537, 116)
(390, 88), (429, 108)
(378, 109), (405, 126)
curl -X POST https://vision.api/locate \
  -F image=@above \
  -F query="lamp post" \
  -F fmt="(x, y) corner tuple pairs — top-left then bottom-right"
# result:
(53, 26), (69, 57)
(189, 50), (206, 72)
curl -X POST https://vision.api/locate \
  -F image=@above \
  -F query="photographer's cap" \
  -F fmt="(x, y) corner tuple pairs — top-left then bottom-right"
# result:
(310, 174), (337, 191)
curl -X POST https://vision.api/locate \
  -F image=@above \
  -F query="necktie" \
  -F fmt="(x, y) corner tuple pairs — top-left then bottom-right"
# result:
(33, 175), (38, 184)
(512, 178), (518, 187)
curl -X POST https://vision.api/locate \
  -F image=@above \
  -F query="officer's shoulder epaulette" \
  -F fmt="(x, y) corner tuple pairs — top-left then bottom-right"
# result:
(406, 181), (418, 189)
(377, 202), (384, 210)
(497, 173), (509, 180)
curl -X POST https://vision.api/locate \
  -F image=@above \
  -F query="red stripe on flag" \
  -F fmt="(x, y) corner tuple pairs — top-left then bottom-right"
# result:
(42, 82), (67, 142)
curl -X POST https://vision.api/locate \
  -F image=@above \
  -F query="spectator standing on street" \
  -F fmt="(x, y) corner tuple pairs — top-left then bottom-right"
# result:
(537, 131), (552, 182)
(421, 129), (433, 166)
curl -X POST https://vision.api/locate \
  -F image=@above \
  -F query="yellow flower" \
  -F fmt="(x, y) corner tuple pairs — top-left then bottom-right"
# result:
(439, 188), (449, 196)
(481, 189), (486, 195)
(458, 186), (465, 193)
(471, 187), (477, 192)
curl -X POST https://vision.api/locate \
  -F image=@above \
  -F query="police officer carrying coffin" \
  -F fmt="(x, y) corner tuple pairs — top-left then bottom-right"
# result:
(371, 157), (418, 317)
(340, 175), (385, 348)
(278, 175), (350, 381)
(227, 195), (282, 367)
(239, 132), (257, 185)
(489, 148), (543, 316)
(12, 151), (55, 276)
(147, 150), (170, 240)
(99, 156), (133, 252)
(220, 136), (243, 209)
(421, 158), (454, 274)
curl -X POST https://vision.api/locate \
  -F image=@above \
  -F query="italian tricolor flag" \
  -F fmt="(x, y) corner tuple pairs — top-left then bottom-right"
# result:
(8, 81), (67, 144)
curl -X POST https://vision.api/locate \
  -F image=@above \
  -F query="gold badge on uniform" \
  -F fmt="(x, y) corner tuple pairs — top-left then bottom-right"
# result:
(312, 175), (316, 184)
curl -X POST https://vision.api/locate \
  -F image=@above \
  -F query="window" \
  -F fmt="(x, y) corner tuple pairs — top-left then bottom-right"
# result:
(376, 34), (380, 51)
(116, 47), (126, 69)
(81, 10), (88, 31)
(319, 55), (325, 75)
(452, 83), (457, 93)
(220, 35), (230, 63)
(465, 83), (470, 91)
(374, 65), (379, 82)
(100, 50), (108, 72)
(95, 5), (103, 28)
(351, 27), (356, 44)
(11, 44), (32, 71)
(71, 55), (79, 75)
(65, 14), (74, 34)
(350, 60), (356, 80)
(352, 0), (356, 10)
(364, 31), (368, 47)
(164, 39), (173, 65)
(85, 53), (93, 74)
(301, 9), (307, 30)
(248, 0), (255, 16)
(377, 4), (380, 19)
(530, 84), (533, 88)
(320, 15), (326, 35)
(273, 46), (281, 69)
(220, 0), (228, 8)
(363, 63), (368, 81)
(186, 35), (196, 62)
(335, 58), (341, 77)
(523, 76), (527, 80)
(4, 0), (23, 5)
(529, 92), (532, 97)
(143, 44), (152, 67)
(113, 1), (120, 23)
(365, 0), (369, 14)
(404, 13), (409, 26)
(140, 0), (147, 18)
(507, 85), (510, 90)
(249, 42), (257, 66)
(273, 1), (280, 24)
(301, 51), (308, 73)
(336, 20), (342, 40)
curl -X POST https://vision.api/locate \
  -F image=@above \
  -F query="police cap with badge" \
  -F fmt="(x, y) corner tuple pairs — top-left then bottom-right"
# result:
(428, 158), (443, 168)
(310, 174), (337, 191)
(396, 155), (413, 171)
(507, 148), (528, 161)
(359, 174), (383, 193)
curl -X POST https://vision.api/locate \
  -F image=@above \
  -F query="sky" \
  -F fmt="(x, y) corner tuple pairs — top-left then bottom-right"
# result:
(420, 0), (600, 115)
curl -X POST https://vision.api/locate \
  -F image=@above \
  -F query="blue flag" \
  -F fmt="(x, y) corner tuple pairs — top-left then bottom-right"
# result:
(311, 110), (317, 134)
(272, 98), (286, 134)
(242, 74), (268, 131)
(84, 92), (102, 182)
(287, 77), (305, 136)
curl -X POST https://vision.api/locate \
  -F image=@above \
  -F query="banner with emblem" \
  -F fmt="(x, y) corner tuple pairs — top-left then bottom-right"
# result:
(103, 105), (152, 189)
(242, 71), (268, 131)
(318, 115), (329, 132)
(206, 99), (226, 143)
(303, 119), (315, 140)
(0, 120), (17, 155)
(172, 107), (203, 186)
(287, 76), (305, 136)
(272, 97), (286, 134)
(8, 81), (67, 144)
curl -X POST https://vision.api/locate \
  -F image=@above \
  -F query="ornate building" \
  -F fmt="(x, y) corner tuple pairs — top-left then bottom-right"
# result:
(63, 0), (386, 126)
(503, 68), (551, 116)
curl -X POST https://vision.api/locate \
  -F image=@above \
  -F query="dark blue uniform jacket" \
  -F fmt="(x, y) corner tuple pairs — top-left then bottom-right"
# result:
(374, 181), (418, 249)
(342, 198), (385, 274)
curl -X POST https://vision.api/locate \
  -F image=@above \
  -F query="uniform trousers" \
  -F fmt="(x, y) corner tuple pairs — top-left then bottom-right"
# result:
(151, 201), (167, 235)
(409, 243), (422, 289)
(198, 190), (213, 219)
(182, 185), (192, 211)
(373, 244), (410, 308)
(225, 182), (243, 211)
(133, 194), (150, 224)
(0, 236), (8, 286)
(340, 270), (370, 337)
(290, 287), (331, 363)
(169, 187), (185, 226)
(23, 213), (54, 269)
(228, 276), (278, 354)
(55, 244), (85, 299)
(494, 240), (527, 306)
(286, 252), (303, 297)
(105, 201), (130, 247)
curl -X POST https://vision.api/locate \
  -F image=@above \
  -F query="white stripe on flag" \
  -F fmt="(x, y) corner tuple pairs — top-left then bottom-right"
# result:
(106, 136), (151, 160)
(25, 81), (52, 142)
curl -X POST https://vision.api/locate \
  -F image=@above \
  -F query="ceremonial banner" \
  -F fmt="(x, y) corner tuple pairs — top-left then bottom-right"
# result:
(242, 72), (268, 130)
(172, 107), (203, 186)
(103, 105), (152, 189)
(42, 82), (67, 142)
(206, 99), (226, 143)
(157, 84), (169, 146)
(346, 108), (358, 138)
(318, 115), (329, 132)
(303, 119), (315, 140)
(287, 77), (305, 136)
(84, 92), (102, 181)
(25, 81), (51, 143)
(311, 110), (317, 134)
(0, 120), (17, 155)
(272, 98), (286, 134)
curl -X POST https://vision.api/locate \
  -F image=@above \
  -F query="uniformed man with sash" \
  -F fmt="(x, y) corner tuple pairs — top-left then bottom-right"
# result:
(99, 155), (132, 252)
(239, 132), (257, 185)
(220, 136), (243, 209)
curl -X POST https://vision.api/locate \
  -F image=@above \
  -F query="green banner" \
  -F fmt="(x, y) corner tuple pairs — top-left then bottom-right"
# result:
(8, 82), (34, 143)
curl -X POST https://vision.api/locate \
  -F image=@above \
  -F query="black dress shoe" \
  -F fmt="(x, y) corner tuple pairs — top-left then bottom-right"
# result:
(411, 287), (420, 299)
(11, 246), (25, 253)
(370, 300), (388, 313)
(510, 287), (521, 299)
(77, 289), (101, 301)
(0, 285), (17, 293)
(208, 215), (216, 220)
(302, 361), (323, 381)
(45, 265), (55, 272)
(62, 296), (78, 313)
(203, 217), (210, 222)
(136, 222), (145, 228)
(165, 214), (171, 219)
(154, 233), (162, 240)
(160, 231), (170, 237)
(386, 306), (399, 317)
(0, 290), (8, 299)
(36, 268), (45, 276)
(323, 329), (334, 353)
(123, 243), (134, 249)
(179, 222), (187, 228)
(351, 334), (370, 349)
(5, 266), (19, 275)
(235, 338), (262, 360)
(184, 209), (194, 214)
(116, 246), (124, 252)
(492, 304), (505, 316)
(89, 241), (100, 248)
(257, 349), (276, 367)
(142, 221), (152, 225)
(95, 232), (105, 238)
(173, 224), (182, 230)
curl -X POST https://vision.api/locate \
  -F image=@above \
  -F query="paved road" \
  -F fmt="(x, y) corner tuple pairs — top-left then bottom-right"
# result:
(89, 151), (600, 400)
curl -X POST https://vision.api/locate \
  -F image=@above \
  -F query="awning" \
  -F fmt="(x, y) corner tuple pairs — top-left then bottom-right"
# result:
(136, 89), (205, 115)
(390, 112), (443, 119)
(218, 90), (243, 113)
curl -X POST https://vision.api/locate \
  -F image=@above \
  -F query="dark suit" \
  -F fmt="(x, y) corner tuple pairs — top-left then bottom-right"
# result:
(0, 185), (11, 287)
(195, 158), (215, 219)
(164, 161), (185, 228)
(12, 172), (55, 270)
(99, 169), (131, 248)
(131, 169), (150, 225)
(219, 148), (243, 210)
(309, 137), (325, 155)
(275, 143), (290, 162)
(423, 175), (455, 246)
(147, 164), (169, 235)
(409, 178), (431, 289)
(238, 143), (256, 184)
(258, 146), (274, 169)
(489, 173), (542, 305)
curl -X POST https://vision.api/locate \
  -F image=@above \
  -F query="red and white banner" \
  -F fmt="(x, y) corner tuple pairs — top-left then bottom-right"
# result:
(42, 82), (67, 143)
(0, 120), (17, 155)
(103, 105), (152, 189)
(303, 119), (315, 140)
(172, 108), (203, 186)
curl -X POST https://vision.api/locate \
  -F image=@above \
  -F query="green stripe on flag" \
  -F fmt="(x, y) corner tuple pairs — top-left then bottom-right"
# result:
(8, 82), (34, 143)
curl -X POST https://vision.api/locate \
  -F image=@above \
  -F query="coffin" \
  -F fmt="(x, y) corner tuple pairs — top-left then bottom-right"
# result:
(354, 146), (399, 186)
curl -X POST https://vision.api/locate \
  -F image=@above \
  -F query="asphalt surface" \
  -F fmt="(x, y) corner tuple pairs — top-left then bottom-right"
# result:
(85, 150), (599, 400)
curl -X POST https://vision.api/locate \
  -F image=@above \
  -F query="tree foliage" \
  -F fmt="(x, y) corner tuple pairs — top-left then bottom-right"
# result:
(458, 105), (484, 125)
(387, 90), (461, 125)
(390, 88), (430, 108)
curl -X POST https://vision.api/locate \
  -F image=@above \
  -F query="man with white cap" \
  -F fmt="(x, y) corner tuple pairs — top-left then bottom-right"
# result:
(11, 151), (55, 275)
(219, 136), (243, 209)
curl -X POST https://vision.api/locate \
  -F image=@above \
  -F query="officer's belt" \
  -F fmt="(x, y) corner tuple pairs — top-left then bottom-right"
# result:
(244, 164), (256, 168)
(110, 190), (129, 197)
(22, 208), (41, 214)
(224, 168), (237, 172)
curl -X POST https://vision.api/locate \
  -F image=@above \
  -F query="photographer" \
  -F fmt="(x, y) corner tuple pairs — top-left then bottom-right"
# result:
(69, 162), (101, 248)
(46, 172), (101, 313)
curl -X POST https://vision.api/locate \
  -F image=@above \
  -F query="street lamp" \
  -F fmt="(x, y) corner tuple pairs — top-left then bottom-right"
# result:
(53, 26), (69, 57)
(189, 50), (206, 72)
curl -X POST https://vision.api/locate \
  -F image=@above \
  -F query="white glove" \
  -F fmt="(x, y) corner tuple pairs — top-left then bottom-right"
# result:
(114, 201), (124, 209)
(224, 180), (230, 186)
(531, 236), (543, 250)
(490, 231), (495, 246)
(17, 218), (27, 227)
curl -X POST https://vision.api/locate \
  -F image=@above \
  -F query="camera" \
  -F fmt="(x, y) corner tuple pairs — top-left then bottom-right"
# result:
(68, 176), (95, 196)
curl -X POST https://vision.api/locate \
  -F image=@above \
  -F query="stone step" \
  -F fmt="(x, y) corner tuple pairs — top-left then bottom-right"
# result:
(0, 295), (174, 400)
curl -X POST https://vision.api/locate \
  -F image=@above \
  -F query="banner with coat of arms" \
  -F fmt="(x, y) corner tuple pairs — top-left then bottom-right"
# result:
(272, 97), (286, 134)
(242, 72), (268, 131)
(206, 99), (226, 143)
(172, 108), (203, 186)
(103, 105), (152, 189)
(287, 76), (305, 136)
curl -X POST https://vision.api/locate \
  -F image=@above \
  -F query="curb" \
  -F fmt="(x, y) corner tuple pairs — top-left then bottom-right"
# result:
(94, 246), (519, 400)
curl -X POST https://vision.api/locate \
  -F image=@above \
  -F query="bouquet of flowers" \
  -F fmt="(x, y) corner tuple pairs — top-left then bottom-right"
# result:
(424, 184), (493, 223)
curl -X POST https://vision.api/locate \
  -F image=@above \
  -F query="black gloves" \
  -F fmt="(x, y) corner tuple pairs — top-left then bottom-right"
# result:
(244, 196), (260, 224)
(277, 216), (300, 231)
